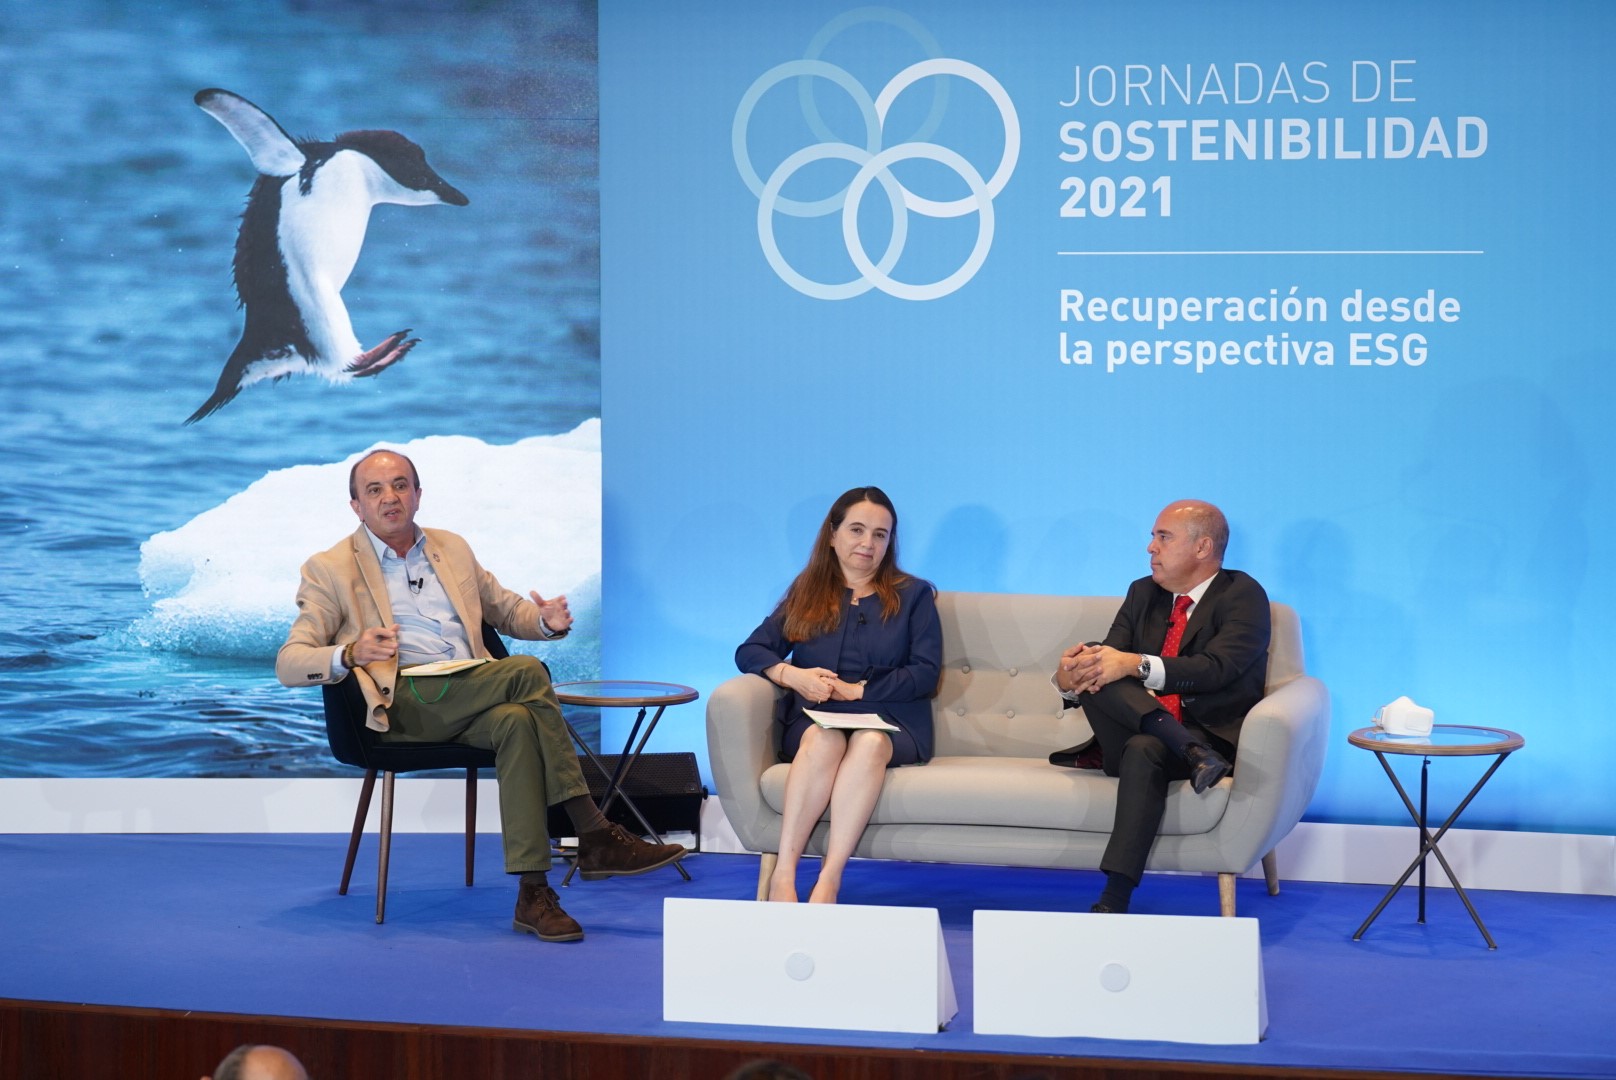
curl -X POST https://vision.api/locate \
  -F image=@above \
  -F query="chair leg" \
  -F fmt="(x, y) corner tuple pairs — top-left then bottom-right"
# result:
(376, 771), (396, 924)
(1218, 872), (1237, 917)
(341, 770), (378, 896)
(1262, 849), (1280, 896)
(465, 767), (478, 887)
(756, 852), (777, 901)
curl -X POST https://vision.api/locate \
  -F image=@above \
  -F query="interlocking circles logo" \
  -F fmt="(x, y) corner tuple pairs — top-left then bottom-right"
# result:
(733, 14), (1019, 301)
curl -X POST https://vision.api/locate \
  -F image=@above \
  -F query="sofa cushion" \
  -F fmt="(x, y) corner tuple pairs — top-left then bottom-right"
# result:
(760, 755), (1230, 836)
(931, 593), (1113, 758)
(929, 593), (1305, 758)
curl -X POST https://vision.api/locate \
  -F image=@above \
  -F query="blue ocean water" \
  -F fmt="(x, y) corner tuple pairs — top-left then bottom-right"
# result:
(0, 0), (601, 776)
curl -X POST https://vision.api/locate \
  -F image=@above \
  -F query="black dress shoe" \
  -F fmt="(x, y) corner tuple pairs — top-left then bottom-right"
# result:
(1049, 739), (1093, 767)
(1089, 902), (1116, 913)
(1050, 739), (1105, 770)
(1185, 743), (1232, 795)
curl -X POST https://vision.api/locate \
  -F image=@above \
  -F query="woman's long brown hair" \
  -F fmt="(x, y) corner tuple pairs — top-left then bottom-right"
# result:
(780, 486), (910, 642)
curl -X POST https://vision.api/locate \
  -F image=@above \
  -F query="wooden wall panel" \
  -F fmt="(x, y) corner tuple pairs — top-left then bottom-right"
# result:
(0, 999), (1485, 1080)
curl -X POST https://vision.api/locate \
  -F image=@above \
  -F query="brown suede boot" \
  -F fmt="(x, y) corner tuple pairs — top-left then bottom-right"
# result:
(512, 880), (584, 942)
(576, 822), (686, 881)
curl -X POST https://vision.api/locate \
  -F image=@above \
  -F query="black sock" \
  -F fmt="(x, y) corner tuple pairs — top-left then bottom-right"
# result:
(1138, 709), (1201, 761)
(519, 870), (548, 887)
(1098, 871), (1136, 912)
(563, 794), (610, 834)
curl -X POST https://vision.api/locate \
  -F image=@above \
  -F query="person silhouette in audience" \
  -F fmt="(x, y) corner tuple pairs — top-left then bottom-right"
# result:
(204, 1044), (308, 1080)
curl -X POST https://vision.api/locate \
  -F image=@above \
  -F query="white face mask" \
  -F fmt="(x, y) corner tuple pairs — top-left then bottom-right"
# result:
(1374, 695), (1435, 737)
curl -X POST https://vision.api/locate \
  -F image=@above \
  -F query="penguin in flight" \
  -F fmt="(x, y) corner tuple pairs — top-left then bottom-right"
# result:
(186, 88), (468, 423)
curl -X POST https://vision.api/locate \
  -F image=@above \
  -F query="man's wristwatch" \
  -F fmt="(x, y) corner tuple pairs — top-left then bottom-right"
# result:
(1135, 655), (1151, 680)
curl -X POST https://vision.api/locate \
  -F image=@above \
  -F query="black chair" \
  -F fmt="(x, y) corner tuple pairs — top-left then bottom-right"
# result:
(322, 625), (513, 923)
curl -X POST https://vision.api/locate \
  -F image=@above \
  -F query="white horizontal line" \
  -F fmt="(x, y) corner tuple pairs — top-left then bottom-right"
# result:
(1056, 250), (1485, 256)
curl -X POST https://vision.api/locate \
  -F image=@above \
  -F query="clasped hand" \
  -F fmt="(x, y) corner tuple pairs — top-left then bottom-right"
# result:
(1055, 643), (1134, 695)
(781, 665), (864, 703)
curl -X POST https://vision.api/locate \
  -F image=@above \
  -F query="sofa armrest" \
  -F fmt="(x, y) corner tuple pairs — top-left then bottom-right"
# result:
(1206, 673), (1331, 873)
(706, 673), (785, 853)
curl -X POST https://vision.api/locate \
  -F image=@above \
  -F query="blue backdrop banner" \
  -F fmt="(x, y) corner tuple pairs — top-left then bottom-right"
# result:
(599, 1), (1613, 833)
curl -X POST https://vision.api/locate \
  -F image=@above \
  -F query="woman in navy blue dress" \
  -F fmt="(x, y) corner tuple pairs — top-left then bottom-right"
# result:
(736, 486), (941, 903)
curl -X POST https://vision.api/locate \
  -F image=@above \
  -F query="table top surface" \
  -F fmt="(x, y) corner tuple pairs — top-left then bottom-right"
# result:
(552, 680), (699, 707)
(1347, 723), (1524, 756)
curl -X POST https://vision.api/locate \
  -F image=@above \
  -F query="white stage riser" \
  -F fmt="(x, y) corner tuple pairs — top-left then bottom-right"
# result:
(664, 898), (957, 1033)
(973, 910), (1266, 1043)
(3, 782), (1611, 897)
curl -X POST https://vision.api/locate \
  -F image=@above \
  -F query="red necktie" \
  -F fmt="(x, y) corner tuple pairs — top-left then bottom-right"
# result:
(1156, 594), (1193, 721)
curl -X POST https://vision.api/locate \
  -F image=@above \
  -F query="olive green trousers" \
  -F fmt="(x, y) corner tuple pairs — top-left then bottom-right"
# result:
(382, 655), (587, 873)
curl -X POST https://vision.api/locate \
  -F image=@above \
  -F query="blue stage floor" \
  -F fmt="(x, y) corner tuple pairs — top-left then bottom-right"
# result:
(1, 833), (1611, 1078)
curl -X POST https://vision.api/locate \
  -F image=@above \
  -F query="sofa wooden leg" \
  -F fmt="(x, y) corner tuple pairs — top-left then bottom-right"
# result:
(1218, 872), (1236, 917)
(756, 853), (777, 901)
(1262, 850), (1280, 896)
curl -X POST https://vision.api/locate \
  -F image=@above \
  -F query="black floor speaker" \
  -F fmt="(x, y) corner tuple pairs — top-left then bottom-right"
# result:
(546, 751), (707, 843)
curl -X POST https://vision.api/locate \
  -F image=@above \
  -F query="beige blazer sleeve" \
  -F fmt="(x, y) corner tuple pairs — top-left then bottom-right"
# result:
(275, 526), (561, 732)
(275, 528), (400, 730)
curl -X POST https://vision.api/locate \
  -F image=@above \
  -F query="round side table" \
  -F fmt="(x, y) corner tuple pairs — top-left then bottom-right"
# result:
(1346, 723), (1524, 948)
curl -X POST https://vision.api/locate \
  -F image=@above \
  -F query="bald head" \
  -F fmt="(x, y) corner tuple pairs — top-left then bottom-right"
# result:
(1148, 500), (1229, 594)
(1165, 499), (1229, 560)
(208, 1044), (309, 1080)
(348, 448), (419, 500)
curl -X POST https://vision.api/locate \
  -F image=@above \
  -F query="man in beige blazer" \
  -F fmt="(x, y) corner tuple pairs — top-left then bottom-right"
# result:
(277, 449), (684, 942)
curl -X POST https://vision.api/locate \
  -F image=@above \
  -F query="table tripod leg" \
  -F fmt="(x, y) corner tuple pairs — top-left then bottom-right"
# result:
(597, 707), (648, 818)
(1418, 756), (1428, 923)
(598, 706), (693, 881)
(1354, 848), (1431, 940)
(1413, 755), (1509, 949)
(1353, 812), (1464, 941)
(1355, 752), (1450, 940)
(1405, 826), (1496, 948)
(561, 706), (694, 885)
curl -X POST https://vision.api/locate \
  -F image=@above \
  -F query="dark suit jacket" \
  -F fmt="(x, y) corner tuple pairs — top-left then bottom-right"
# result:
(1102, 568), (1271, 744)
(735, 578), (942, 762)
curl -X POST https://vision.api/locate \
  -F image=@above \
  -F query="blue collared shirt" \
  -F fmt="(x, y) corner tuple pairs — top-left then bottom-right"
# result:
(329, 526), (560, 677)
(364, 526), (473, 667)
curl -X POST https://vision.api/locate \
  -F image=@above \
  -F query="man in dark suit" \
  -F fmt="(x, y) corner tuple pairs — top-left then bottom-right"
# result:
(1053, 500), (1270, 913)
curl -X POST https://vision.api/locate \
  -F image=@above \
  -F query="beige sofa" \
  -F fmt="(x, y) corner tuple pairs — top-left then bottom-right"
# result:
(706, 591), (1329, 915)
